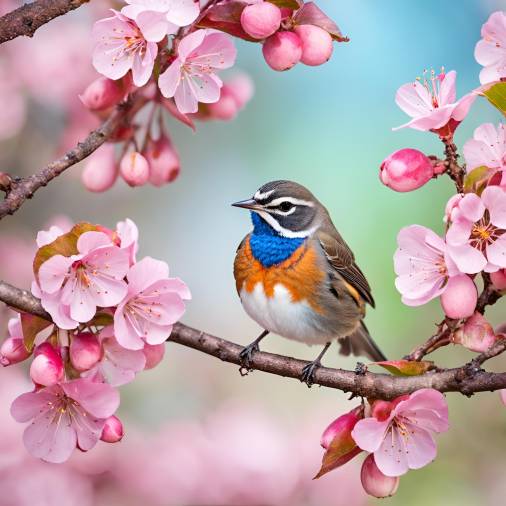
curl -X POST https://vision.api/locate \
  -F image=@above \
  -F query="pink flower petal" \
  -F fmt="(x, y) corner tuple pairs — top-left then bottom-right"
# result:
(62, 379), (120, 419)
(177, 29), (207, 60)
(457, 193), (486, 222)
(136, 10), (170, 42)
(351, 418), (390, 453)
(486, 234), (506, 269)
(190, 32), (237, 69)
(395, 82), (431, 118)
(114, 305), (145, 350)
(446, 243), (487, 274)
(127, 256), (169, 293)
(158, 58), (183, 98)
(446, 217), (473, 246)
(482, 186), (506, 228)
(77, 231), (112, 254)
(38, 255), (73, 294)
(373, 427), (409, 477)
(11, 389), (56, 422)
(165, 0), (200, 27)
(438, 70), (456, 105)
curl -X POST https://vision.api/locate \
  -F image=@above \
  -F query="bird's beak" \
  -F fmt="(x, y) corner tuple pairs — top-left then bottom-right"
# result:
(231, 198), (263, 211)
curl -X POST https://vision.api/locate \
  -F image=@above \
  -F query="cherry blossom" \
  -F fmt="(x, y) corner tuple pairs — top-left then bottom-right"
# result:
(475, 11), (506, 85)
(114, 257), (191, 350)
(11, 378), (120, 463)
(122, 0), (200, 42)
(394, 225), (459, 306)
(158, 29), (237, 114)
(463, 123), (506, 183)
(393, 70), (476, 134)
(351, 389), (449, 477)
(92, 10), (158, 87)
(445, 186), (506, 273)
(37, 231), (129, 326)
(1, 316), (30, 366)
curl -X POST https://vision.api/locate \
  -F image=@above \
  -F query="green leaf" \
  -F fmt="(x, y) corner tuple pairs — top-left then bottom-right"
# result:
(293, 2), (349, 42)
(372, 360), (434, 376)
(483, 82), (506, 116)
(266, 0), (300, 9)
(33, 222), (99, 278)
(88, 312), (114, 327)
(463, 165), (494, 194)
(21, 313), (52, 352)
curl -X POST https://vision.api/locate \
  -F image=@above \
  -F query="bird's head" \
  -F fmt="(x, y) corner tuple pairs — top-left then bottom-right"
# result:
(232, 180), (325, 238)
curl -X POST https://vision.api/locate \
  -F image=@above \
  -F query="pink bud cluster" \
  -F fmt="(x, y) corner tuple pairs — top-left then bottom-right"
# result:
(2, 219), (189, 463)
(80, 0), (345, 193)
(317, 389), (448, 498)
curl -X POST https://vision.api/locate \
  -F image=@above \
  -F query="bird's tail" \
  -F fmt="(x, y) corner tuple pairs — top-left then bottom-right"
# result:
(338, 321), (387, 362)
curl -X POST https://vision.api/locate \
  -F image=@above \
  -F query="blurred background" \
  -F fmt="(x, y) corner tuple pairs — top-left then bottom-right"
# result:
(1, 0), (506, 504)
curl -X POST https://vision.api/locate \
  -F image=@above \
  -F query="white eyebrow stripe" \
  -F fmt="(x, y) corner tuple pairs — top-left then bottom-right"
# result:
(264, 197), (315, 208)
(254, 189), (275, 201)
(257, 211), (317, 239)
(271, 207), (297, 216)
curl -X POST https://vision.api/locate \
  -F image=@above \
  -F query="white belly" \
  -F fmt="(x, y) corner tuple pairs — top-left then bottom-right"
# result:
(239, 282), (331, 345)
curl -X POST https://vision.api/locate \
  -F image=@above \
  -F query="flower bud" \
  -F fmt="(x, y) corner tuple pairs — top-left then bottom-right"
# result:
(30, 343), (64, 386)
(262, 31), (302, 71)
(81, 144), (118, 192)
(321, 405), (363, 450)
(120, 151), (150, 187)
(452, 312), (496, 352)
(240, 2), (281, 39)
(293, 24), (333, 66)
(79, 77), (125, 111)
(100, 415), (124, 443)
(143, 343), (165, 370)
(0, 338), (30, 366)
(444, 193), (464, 223)
(225, 73), (254, 109)
(491, 269), (506, 290)
(380, 148), (434, 192)
(440, 275), (477, 319)
(207, 87), (240, 120)
(70, 333), (102, 372)
(361, 454), (399, 498)
(143, 136), (180, 187)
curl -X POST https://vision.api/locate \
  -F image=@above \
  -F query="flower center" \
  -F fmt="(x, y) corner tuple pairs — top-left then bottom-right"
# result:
(416, 68), (445, 109)
(470, 210), (505, 251)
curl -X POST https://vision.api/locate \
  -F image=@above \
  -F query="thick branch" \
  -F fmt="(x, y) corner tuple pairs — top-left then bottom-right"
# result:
(2, 280), (506, 400)
(0, 0), (90, 45)
(0, 102), (132, 220)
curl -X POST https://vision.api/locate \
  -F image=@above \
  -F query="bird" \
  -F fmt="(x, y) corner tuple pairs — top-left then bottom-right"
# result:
(232, 180), (386, 385)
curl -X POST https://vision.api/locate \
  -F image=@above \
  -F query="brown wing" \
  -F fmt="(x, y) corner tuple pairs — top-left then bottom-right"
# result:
(317, 229), (375, 308)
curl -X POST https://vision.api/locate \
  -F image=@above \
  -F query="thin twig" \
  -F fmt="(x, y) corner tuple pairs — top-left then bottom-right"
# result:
(0, 0), (90, 45)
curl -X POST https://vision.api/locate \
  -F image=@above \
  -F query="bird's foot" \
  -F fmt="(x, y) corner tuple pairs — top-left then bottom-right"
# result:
(239, 341), (260, 371)
(300, 360), (322, 388)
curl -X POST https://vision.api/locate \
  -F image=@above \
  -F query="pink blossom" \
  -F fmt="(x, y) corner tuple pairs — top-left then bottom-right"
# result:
(144, 135), (181, 186)
(475, 11), (506, 84)
(122, 0), (200, 42)
(240, 2), (281, 40)
(351, 389), (449, 477)
(79, 76), (128, 111)
(445, 186), (506, 273)
(29, 343), (64, 387)
(81, 144), (118, 193)
(116, 218), (139, 265)
(158, 29), (237, 114)
(294, 25), (333, 66)
(360, 454), (399, 498)
(1, 316), (30, 366)
(70, 333), (102, 372)
(463, 123), (506, 183)
(440, 274), (477, 319)
(11, 378), (120, 463)
(83, 326), (146, 386)
(262, 31), (302, 71)
(114, 257), (191, 350)
(38, 231), (129, 326)
(101, 415), (124, 443)
(452, 312), (496, 352)
(394, 225), (458, 306)
(143, 342), (166, 369)
(120, 151), (150, 186)
(380, 148), (434, 192)
(92, 10), (158, 87)
(393, 70), (476, 134)
(36, 225), (65, 248)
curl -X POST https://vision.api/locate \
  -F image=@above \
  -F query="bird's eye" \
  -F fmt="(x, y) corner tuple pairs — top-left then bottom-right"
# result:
(279, 201), (294, 212)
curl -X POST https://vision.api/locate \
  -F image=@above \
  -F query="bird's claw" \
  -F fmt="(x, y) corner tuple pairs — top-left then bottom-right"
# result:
(239, 341), (260, 370)
(300, 361), (321, 388)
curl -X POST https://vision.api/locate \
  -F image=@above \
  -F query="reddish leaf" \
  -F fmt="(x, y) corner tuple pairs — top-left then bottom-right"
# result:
(21, 313), (52, 352)
(161, 98), (196, 131)
(372, 360), (434, 376)
(293, 2), (348, 42)
(88, 312), (114, 327)
(314, 433), (362, 479)
(197, 1), (258, 42)
(463, 165), (495, 195)
(33, 222), (98, 278)
(266, 0), (301, 9)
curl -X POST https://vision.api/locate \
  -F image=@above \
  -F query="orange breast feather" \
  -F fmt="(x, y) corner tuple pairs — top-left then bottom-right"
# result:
(234, 236), (325, 313)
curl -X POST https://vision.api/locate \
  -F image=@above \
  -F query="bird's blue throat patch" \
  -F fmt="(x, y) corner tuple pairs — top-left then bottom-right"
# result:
(250, 212), (304, 267)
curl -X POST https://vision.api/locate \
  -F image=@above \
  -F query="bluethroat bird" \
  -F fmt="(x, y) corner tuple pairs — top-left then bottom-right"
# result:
(233, 180), (386, 385)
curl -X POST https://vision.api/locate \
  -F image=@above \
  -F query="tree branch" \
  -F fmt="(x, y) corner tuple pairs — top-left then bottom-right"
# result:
(0, 101), (133, 220)
(0, 0), (90, 45)
(2, 280), (506, 400)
